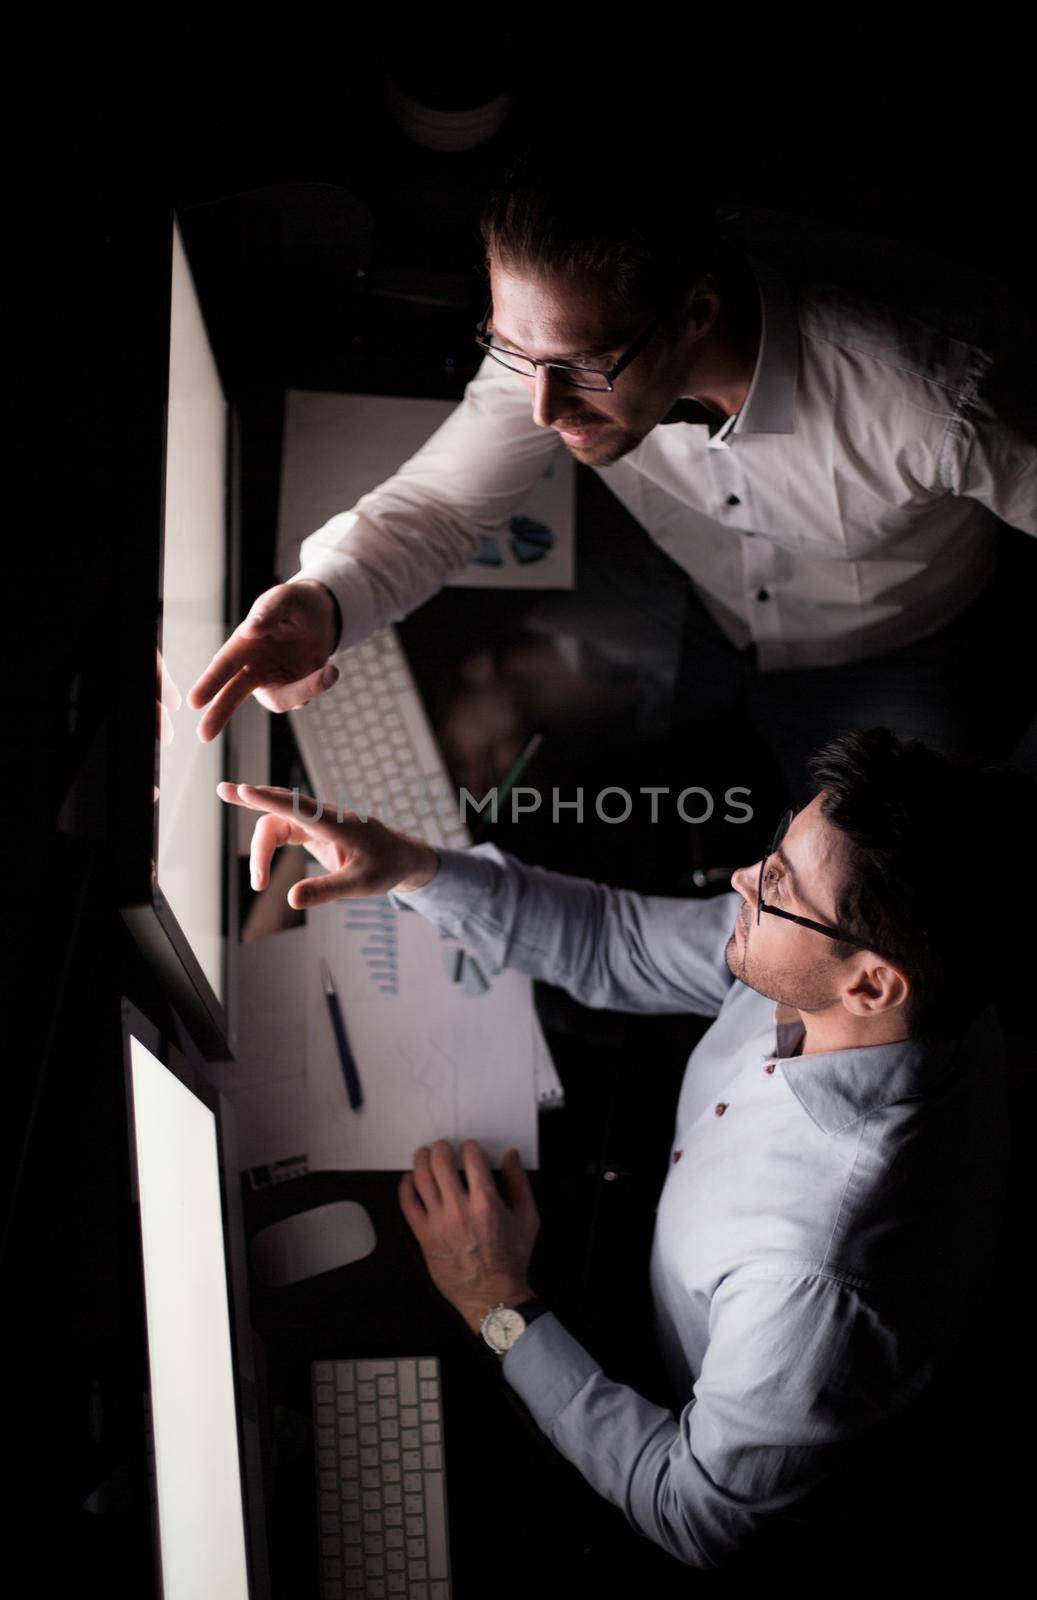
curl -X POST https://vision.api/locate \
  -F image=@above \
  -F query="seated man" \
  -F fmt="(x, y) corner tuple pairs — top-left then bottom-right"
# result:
(220, 729), (1022, 1571)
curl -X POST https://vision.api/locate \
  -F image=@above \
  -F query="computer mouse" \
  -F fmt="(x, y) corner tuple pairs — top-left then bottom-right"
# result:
(249, 1200), (377, 1288)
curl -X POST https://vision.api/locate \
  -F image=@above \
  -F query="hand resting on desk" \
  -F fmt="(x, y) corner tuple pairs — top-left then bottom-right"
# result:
(399, 1139), (539, 1336)
(217, 782), (440, 908)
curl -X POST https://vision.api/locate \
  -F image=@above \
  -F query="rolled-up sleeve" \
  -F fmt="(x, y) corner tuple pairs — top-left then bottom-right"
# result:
(391, 843), (738, 1019)
(288, 354), (562, 648)
(501, 1265), (916, 1569)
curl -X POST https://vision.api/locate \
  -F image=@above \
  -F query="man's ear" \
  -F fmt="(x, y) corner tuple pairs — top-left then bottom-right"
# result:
(842, 960), (911, 1017)
(679, 272), (720, 341)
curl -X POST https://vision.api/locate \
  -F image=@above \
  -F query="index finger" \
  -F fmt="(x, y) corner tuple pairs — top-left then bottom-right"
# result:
(229, 784), (345, 843)
(187, 625), (261, 713)
(194, 666), (263, 744)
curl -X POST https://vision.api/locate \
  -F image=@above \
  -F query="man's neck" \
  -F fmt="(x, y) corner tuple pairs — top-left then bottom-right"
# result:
(683, 258), (762, 420)
(799, 1008), (914, 1056)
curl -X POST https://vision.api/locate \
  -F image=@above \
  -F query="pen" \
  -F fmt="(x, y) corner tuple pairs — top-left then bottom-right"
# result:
(320, 958), (363, 1111)
(473, 727), (545, 841)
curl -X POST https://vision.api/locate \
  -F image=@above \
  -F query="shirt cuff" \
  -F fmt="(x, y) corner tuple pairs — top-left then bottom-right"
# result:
(287, 554), (381, 653)
(389, 845), (501, 916)
(501, 1312), (601, 1432)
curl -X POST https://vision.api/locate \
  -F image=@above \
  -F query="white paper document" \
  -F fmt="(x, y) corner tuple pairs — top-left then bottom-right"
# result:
(204, 924), (309, 1171)
(306, 889), (539, 1171)
(277, 389), (575, 591)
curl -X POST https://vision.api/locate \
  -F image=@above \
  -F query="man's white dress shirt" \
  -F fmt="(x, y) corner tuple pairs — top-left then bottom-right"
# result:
(292, 208), (1035, 671)
(393, 843), (1008, 1568)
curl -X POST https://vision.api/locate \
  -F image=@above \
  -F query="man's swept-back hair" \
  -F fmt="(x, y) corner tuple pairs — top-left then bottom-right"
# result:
(479, 128), (723, 328)
(807, 727), (1033, 1039)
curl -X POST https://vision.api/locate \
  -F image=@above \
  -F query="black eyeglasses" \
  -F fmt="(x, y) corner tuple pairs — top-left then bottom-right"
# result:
(757, 808), (900, 961)
(475, 303), (660, 391)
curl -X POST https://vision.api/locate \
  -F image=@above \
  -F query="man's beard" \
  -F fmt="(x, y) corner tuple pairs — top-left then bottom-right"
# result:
(725, 920), (840, 1014)
(560, 420), (648, 467)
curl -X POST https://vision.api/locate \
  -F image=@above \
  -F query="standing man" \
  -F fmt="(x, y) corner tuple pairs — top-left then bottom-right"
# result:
(190, 135), (1036, 788)
(217, 727), (1024, 1571)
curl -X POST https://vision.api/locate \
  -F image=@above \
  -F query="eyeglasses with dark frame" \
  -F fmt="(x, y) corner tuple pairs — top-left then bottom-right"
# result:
(475, 302), (660, 391)
(756, 808), (901, 963)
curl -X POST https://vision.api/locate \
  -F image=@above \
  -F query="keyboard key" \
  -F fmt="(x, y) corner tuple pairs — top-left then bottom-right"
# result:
(422, 1424), (441, 1445)
(423, 1445), (442, 1471)
(424, 1475), (448, 1579)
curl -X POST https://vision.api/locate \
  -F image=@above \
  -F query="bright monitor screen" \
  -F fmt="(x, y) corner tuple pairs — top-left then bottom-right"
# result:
(155, 218), (227, 1003)
(128, 1032), (250, 1599)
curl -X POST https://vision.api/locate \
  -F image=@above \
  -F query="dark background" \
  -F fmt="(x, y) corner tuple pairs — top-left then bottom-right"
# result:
(9, 35), (1034, 1593)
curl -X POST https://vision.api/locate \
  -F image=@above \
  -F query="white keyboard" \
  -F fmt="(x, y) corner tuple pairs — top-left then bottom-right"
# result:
(312, 1355), (452, 1599)
(292, 628), (471, 851)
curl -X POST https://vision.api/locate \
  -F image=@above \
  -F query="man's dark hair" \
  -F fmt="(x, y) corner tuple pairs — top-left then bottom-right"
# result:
(478, 129), (724, 334)
(807, 727), (1033, 1039)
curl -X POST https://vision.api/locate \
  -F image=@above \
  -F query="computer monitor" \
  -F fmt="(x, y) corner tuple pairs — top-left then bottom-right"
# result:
(117, 210), (240, 1060)
(122, 999), (269, 1599)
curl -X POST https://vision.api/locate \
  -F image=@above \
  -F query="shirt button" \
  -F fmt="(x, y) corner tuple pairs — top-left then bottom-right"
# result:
(726, 493), (740, 505)
(764, 1063), (775, 1074)
(672, 1149), (683, 1164)
(714, 1102), (728, 1116)
(756, 587), (770, 602)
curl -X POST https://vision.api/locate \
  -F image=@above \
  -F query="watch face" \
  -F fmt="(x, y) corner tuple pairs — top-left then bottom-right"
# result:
(482, 1306), (526, 1353)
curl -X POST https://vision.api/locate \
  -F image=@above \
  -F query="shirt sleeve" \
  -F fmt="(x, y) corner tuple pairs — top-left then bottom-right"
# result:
(502, 1265), (917, 1569)
(285, 353), (562, 649)
(391, 843), (738, 1019)
(939, 316), (1037, 535)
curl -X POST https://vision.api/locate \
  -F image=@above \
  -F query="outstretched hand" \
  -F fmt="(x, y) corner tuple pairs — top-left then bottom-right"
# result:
(218, 783), (439, 909)
(188, 579), (341, 743)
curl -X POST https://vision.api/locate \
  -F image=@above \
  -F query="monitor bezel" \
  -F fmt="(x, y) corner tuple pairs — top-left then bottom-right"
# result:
(115, 207), (240, 1063)
(120, 995), (268, 1599)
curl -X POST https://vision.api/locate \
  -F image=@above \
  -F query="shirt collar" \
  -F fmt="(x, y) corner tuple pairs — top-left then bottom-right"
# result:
(769, 1002), (1000, 1136)
(728, 250), (799, 439)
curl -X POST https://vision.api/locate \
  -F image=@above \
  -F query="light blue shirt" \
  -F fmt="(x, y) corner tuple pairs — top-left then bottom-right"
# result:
(394, 844), (1009, 1568)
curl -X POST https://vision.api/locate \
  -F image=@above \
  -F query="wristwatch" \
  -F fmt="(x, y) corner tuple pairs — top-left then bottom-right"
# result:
(479, 1297), (549, 1357)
